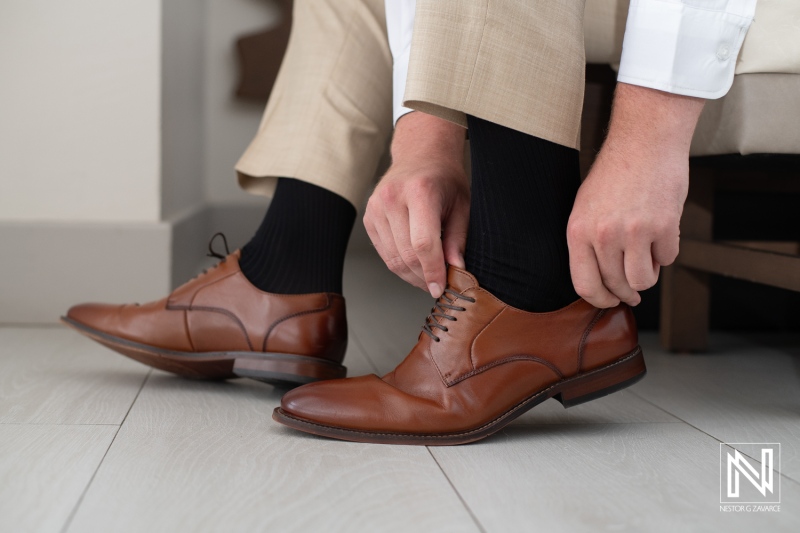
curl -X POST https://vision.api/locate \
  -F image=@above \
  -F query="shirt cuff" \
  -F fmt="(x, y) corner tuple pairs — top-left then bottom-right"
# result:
(617, 0), (755, 99)
(393, 47), (415, 124)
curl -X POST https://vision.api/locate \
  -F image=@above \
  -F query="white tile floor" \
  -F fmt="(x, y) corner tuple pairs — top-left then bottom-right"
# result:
(1, 249), (798, 532)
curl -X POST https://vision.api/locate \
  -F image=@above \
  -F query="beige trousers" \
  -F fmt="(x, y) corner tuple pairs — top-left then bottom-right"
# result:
(236, 0), (587, 208)
(235, 0), (393, 208)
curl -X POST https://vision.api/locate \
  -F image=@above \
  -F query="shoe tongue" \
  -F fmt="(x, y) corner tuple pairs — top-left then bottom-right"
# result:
(446, 266), (480, 293)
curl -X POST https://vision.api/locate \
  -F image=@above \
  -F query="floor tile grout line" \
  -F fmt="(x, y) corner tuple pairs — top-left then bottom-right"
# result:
(629, 389), (800, 487)
(349, 329), (381, 375)
(426, 447), (487, 533)
(0, 422), (121, 426)
(60, 369), (152, 533)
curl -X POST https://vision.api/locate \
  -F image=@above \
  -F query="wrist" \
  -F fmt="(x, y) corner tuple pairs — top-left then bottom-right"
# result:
(603, 83), (705, 160)
(391, 111), (466, 168)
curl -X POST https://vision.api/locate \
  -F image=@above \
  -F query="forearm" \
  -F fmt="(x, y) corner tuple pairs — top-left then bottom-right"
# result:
(390, 111), (466, 169)
(602, 83), (705, 163)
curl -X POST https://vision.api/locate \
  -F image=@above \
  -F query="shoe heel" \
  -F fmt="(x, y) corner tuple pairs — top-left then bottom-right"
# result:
(233, 353), (347, 388)
(554, 347), (646, 408)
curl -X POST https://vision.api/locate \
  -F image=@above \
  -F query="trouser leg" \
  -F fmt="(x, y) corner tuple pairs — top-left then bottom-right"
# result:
(237, 0), (393, 294)
(403, 0), (587, 150)
(235, 0), (393, 210)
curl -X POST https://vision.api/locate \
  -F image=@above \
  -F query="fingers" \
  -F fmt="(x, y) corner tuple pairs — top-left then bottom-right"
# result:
(442, 199), (469, 269)
(568, 240), (621, 309)
(383, 209), (429, 292)
(573, 236), (667, 308)
(386, 206), (430, 291)
(624, 244), (660, 292)
(364, 172), (466, 298)
(652, 232), (680, 267)
(365, 187), (448, 296)
(364, 203), (427, 292)
(408, 202), (448, 297)
(595, 244), (641, 306)
(570, 207), (678, 307)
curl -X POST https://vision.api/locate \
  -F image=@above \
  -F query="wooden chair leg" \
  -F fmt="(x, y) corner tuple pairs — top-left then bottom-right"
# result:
(659, 171), (714, 352)
(660, 264), (710, 351)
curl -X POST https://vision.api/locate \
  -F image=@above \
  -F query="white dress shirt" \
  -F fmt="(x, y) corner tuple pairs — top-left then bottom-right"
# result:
(386, 0), (758, 124)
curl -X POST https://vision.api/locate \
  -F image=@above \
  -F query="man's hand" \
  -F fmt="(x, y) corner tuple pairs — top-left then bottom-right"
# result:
(567, 83), (705, 308)
(364, 112), (469, 298)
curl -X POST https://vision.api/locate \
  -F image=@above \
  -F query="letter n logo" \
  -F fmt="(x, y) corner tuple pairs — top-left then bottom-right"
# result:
(728, 449), (772, 497)
(720, 443), (780, 504)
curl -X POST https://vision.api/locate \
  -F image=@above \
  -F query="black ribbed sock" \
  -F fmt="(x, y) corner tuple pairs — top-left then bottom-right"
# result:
(238, 178), (356, 294)
(464, 115), (580, 312)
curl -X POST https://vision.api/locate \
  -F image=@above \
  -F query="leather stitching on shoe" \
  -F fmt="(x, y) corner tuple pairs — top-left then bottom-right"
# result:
(167, 304), (254, 351)
(262, 294), (333, 352)
(577, 308), (608, 373)
(446, 354), (564, 386)
(467, 305), (505, 373)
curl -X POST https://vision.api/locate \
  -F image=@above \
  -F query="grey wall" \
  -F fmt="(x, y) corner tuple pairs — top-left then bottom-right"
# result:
(202, 0), (279, 206)
(161, 0), (207, 219)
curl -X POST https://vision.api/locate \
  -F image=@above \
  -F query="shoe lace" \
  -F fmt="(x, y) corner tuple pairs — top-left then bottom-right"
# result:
(206, 232), (230, 260)
(188, 233), (231, 282)
(422, 288), (476, 342)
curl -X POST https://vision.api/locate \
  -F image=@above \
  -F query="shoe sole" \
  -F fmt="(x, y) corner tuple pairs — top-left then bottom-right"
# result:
(60, 317), (347, 388)
(272, 346), (645, 445)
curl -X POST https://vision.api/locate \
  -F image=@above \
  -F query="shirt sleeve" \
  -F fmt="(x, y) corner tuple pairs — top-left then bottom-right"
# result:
(385, 0), (416, 124)
(617, 0), (758, 99)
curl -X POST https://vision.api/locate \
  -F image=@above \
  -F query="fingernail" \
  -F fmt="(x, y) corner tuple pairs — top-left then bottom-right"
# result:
(429, 283), (442, 298)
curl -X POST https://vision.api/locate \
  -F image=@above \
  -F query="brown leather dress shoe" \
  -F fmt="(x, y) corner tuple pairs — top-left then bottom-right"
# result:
(62, 251), (348, 386)
(273, 266), (645, 444)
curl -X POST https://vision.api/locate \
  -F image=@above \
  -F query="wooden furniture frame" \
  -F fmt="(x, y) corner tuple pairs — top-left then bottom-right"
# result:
(660, 158), (800, 351)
